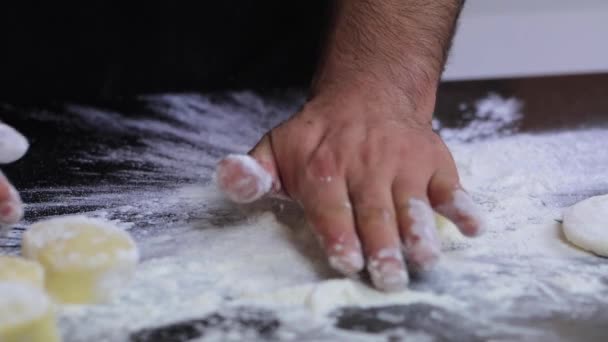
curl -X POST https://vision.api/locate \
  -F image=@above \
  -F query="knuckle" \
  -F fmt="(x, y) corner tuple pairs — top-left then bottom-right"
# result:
(306, 146), (339, 180)
(356, 205), (394, 227)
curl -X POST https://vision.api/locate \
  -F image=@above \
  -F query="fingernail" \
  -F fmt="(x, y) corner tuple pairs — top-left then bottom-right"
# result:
(216, 154), (273, 203)
(329, 251), (364, 275)
(0, 201), (23, 225)
(367, 248), (409, 292)
(406, 199), (441, 270)
(437, 189), (487, 236)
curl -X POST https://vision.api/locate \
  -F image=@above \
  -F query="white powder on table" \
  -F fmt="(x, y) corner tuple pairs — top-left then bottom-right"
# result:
(2, 92), (607, 341)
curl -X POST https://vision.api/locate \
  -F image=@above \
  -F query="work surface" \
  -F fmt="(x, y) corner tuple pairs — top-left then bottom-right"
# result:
(1, 86), (608, 341)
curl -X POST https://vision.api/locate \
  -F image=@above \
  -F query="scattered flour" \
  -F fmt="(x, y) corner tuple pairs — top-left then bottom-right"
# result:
(439, 92), (523, 142)
(1, 92), (607, 341)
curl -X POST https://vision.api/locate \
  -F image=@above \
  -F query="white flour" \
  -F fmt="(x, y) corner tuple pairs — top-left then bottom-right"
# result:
(2, 92), (607, 341)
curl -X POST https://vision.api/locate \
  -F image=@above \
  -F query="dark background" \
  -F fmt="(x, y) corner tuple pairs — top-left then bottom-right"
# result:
(0, 2), (329, 101)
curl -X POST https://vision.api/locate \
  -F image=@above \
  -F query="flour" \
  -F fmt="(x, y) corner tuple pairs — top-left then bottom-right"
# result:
(216, 154), (273, 203)
(439, 92), (523, 142)
(2, 92), (607, 341)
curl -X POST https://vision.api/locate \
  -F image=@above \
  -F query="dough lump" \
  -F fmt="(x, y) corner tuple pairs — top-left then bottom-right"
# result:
(22, 215), (139, 304)
(562, 194), (608, 257)
(0, 282), (60, 342)
(0, 256), (45, 288)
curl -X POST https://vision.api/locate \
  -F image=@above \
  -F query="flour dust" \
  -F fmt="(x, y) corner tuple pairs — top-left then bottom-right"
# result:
(1, 92), (607, 341)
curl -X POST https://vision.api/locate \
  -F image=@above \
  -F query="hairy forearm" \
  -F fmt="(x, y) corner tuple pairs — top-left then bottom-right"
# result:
(312, 0), (464, 113)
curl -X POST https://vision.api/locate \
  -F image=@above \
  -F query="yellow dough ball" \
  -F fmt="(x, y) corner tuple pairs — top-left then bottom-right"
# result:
(0, 256), (45, 288)
(0, 282), (61, 342)
(22, 215), (139, 304)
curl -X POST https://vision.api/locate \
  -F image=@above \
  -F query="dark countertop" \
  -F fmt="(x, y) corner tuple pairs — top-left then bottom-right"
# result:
(1, 74), (608, 341)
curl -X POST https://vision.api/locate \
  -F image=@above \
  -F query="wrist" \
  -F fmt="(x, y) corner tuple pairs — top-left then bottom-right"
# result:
(309, 67), (437, 126)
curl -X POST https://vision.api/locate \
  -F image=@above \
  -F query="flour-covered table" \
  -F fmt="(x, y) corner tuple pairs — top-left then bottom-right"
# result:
(1, 89), (607, 341)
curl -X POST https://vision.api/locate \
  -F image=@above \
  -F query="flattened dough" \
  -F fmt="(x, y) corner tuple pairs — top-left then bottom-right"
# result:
(562, 194), (608, 257)
(22, 215), (139, 304)
(0, 282), (60, 342)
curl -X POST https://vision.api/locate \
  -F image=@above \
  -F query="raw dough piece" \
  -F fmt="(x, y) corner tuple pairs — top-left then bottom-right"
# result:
(22, 215), (139, 304)
(0, 282), (61, 342)
(0, 122), (29, 164)
(562, 194), (608, 257)
(0, 256), (45, 288)
(239, 278), (462, 317)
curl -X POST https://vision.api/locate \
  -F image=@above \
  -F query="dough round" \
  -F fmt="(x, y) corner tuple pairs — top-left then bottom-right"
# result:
(22, 215), (139, 304)
(562, 194), (608, 257)
(0, 256), (45, 289)
(0, 282), (60, 342)
(0, 122), (29, 164)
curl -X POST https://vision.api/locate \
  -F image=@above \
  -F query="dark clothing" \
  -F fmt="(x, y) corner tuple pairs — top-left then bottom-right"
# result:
(0, 2), (329, 101)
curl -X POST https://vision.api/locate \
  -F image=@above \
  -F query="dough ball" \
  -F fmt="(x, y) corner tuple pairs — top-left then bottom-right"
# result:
(22, 215), (139, 304)
(0, 282), (61, 342)
(0, 122), (29, 164)
(562, 194), (608, 257)
(0, 256), (45, 289)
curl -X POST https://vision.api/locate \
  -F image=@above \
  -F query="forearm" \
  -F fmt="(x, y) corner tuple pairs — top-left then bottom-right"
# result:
(311, 0), (464, 114)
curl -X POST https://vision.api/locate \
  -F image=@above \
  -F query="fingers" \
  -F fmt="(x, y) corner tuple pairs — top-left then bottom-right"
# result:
(350, 179), (409, 292)
(393, 180), (441, 272)
(299, 179), (364, 276)
(0, 171), (24, 225)
(0, 122), (29, 164)
(428, 171), (486, 237)
(216, 135), (281, 203)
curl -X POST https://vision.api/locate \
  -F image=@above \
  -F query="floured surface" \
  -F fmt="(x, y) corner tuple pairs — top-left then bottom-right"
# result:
(1, 92), (608, 341)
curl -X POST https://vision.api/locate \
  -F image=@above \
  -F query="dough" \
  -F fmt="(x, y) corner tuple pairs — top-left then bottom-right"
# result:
(562, 194), (608, 256)
(0, 282), (61, 342)
(0, 122), (29, 164)
(0, 256), (45, 288)
(22, 215), (139, 304)
(239, 278), (461, 317)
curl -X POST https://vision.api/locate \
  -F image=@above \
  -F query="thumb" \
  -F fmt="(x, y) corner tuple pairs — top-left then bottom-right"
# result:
(215, 134), (282, 203)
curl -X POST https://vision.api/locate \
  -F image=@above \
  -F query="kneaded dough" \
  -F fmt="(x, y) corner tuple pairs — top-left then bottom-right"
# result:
(0, 256), (45, 288)
(22, 215), (139, 304)
(0, 282), (60, 342)
(0, 122), (29, 164)
(562, 194), (608, 257)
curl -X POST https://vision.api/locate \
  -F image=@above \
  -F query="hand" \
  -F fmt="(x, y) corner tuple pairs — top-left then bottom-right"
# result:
(0, 122), (28, 231)
(217, 86), (485, 291)
(217, 0), (478, 291)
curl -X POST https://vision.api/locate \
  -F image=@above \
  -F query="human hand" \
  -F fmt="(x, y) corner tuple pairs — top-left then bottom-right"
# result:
(0, 122), (28, 232)
(217, 86), (485, 291)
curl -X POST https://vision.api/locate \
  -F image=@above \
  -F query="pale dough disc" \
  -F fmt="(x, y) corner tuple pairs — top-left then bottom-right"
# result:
(562, 194), (608, 257)
(0, 256), (45, 289)
(0, 122), (29, 164)
(0, 282), (60, 342)
(22, 215), (139, 304)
